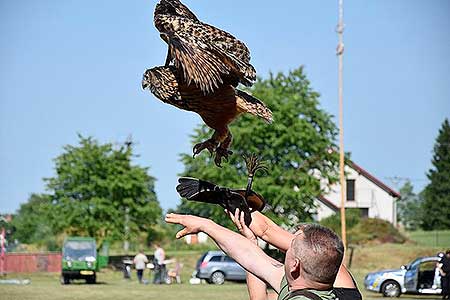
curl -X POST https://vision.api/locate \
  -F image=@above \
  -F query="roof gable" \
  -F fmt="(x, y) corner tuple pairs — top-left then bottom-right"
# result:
(317, 195), (339, 211)
(348, 161), (400, 198)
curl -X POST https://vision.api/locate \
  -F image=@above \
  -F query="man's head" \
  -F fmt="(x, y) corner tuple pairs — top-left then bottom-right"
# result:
(284, 224), (344, 288)
(446, 249), (450, 257)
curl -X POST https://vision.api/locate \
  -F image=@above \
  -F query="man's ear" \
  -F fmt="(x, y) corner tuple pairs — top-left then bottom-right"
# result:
(289, 258), (301, 279)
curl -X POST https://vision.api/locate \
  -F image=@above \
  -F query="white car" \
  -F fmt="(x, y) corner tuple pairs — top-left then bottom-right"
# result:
(364, 256), (442, 297)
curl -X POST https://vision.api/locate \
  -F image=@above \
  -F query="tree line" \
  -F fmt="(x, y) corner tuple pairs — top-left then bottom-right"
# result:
(397, 118), (450, 230)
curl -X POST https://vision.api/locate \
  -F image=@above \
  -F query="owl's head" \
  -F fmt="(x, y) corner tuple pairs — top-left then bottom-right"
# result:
(154, 0), (198, 21)
(142, 66), (181, 103)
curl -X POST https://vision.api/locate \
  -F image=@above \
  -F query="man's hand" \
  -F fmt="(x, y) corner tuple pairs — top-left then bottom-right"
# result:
(228, 209), (268, 300)
(165, 213), (212, 239)
(227, 208), (257, 244)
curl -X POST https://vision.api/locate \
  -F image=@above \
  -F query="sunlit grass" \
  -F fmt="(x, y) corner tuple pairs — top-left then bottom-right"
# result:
(406, 230), (450, 248)
(1, 244), (444, 300)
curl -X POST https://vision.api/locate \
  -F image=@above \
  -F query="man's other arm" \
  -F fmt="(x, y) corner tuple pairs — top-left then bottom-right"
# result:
(249, 211), (356, 288)
(229, 209), (268, 300)
(165, 213), (284, 292)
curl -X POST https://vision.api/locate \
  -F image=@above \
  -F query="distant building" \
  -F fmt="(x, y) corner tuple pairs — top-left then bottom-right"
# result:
(0, 214), (12, 223)
(184, 232), (208, 244)
(314, 161), (400, 225)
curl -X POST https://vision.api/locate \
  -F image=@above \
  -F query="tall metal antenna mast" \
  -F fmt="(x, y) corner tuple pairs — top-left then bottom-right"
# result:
(337, 0), (347, 248)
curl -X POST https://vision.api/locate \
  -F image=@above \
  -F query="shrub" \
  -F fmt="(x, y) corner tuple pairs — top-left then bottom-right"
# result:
(320, 208), (362, 235)
(348, 218), (406, 245)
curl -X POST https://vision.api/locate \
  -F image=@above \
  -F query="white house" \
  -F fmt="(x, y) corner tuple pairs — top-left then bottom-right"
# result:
(314, 161), (400, 225)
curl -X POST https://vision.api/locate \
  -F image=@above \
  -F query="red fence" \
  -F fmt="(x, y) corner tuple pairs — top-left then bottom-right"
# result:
(3, 252), (62, 273)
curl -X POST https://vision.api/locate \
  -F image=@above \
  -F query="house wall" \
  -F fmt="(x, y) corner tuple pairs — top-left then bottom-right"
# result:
(320, 165), (397, 224)
(184, 232), (208, 244)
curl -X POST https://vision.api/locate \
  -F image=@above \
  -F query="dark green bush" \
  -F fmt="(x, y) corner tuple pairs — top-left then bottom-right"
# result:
(319, 208), (362, 235)
(348, 218), (406, 244)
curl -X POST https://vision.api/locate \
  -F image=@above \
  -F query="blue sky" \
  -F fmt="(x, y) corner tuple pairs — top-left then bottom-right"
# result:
(1, 0), (449, 213)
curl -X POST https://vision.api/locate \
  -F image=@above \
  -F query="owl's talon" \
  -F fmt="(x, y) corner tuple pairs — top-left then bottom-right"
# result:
(214, 147), (233, 166)
(193, 139), (217, 158)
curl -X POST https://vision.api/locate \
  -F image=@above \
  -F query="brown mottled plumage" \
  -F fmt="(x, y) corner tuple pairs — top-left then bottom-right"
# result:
(142, 66), (272, 167)
(154, 0), (256, 94)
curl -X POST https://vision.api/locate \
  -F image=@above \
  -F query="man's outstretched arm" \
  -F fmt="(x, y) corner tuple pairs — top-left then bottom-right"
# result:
(165, 213), (284, 292)
(248, 211), (293, 250)
(249, 211), (356, 288)
(228, 209), (267, 300)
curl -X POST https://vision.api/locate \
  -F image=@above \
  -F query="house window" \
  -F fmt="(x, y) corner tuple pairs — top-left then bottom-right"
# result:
(346, 179), (355, 201)
(360, 208), (369, 218)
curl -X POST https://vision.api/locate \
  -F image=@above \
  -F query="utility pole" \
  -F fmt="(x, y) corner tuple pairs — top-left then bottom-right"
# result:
(336, 0), (347, 248)
(124, 207), (130, 256)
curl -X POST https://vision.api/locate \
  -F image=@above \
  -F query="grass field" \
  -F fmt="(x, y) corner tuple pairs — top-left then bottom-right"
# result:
(0, 244), (445, 300)
(406, 230), (450, 248)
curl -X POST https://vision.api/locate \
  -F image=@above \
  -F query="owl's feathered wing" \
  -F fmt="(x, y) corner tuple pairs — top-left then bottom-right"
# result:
(155, 13), (256, 94)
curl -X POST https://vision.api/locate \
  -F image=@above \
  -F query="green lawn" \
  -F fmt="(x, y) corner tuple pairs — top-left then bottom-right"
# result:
(0, 243), (445, 300)
(406, 230), (450, 248)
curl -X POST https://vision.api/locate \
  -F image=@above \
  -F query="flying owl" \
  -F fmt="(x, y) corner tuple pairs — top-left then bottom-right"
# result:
(154, 0), (256, 94)
(142, 66), (272, 167)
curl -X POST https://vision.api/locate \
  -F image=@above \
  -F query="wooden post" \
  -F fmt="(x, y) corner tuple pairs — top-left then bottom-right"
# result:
(337, 0), (347, 249)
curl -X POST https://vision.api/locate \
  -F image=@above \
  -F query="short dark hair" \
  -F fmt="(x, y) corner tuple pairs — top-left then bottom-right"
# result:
(292, 224), (344, 284)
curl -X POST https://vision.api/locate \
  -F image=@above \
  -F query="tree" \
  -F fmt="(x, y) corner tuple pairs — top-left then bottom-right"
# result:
(0, 214), (16, 250)
(396, 181), (422, 230)
(421, 118), (450, 230)
(45, 135), (162, 247)
(177, 67), (339, 227)
(10, 194), (58, 250)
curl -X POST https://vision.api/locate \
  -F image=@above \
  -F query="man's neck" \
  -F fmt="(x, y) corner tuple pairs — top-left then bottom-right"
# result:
(289, 277), (332, 291)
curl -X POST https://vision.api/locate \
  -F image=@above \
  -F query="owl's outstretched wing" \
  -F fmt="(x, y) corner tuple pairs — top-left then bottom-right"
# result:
(166, 31), (229, 94)
(155, 14), (255, 94)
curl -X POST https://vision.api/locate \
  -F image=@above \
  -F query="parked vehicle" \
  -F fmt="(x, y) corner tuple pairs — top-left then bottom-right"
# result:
(61, 237), (108, 284)
(364, 255), (442, 297)
(194, 251), (246, 284)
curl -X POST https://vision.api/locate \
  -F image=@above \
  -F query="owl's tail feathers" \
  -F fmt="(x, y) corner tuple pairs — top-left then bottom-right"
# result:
(236, 89), (273, 124)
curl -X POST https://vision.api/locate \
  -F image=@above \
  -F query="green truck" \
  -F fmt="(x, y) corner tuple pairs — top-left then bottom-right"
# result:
(61, 237), (108, 284)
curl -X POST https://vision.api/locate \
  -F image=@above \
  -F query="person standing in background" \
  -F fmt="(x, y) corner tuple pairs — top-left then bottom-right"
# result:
(133, 249), (149, 284)
(440, 250), (450, 299)
(153, 243), (166, 284)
